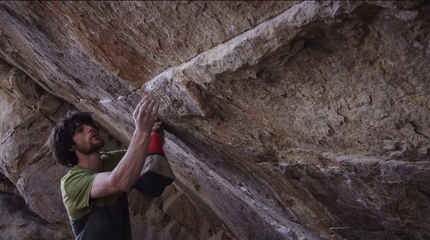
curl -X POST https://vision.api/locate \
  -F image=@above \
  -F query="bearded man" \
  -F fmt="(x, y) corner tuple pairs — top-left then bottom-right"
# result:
(49, 96), (164, 240)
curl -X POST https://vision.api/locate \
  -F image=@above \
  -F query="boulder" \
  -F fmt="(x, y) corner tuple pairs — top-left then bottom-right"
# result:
(0, 1), (429, 239)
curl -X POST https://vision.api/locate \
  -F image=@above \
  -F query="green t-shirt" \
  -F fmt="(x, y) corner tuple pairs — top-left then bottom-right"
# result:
(61, 150), (132, 240)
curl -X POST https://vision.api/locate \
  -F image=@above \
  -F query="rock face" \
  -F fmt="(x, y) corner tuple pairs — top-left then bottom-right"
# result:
(0, 1), (429, 239)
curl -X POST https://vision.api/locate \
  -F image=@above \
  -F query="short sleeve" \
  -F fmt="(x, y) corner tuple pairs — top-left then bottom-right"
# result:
(61, 169), (96, 220)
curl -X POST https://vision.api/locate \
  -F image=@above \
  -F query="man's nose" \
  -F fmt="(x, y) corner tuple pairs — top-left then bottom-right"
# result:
(86, 125), (94, 133)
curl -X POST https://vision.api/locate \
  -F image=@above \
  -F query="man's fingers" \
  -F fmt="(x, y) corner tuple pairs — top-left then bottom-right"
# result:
(137, 99), (159, 122)
(152, 125), (160, 132)
(142, 98), (157, 111)
(151, 100), (159, 115)
(133, 96), (151, 117)
(139, 98), (153, 113)
(152, 121), (162, 131)
(136, 95), (150, 108)
(135, 97), (159, 122)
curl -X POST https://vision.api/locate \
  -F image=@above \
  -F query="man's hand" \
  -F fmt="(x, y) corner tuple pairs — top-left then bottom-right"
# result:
(133, 96), (159, 135)
(152, 118), (162, 132)
(152, 117), (164, 145)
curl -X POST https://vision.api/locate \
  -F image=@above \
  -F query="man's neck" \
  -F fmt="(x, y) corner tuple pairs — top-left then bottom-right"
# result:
(76, 152), (102, 171)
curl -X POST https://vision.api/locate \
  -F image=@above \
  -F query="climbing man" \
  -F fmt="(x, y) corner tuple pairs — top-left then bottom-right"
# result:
(49, 95), (173, 239)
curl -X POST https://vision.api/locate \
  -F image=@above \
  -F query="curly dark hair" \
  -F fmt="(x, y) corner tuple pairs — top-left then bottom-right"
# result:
(49, 111), (97, 167)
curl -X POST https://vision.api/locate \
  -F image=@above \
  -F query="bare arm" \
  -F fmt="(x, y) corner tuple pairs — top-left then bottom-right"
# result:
(90, 96), (159, 198)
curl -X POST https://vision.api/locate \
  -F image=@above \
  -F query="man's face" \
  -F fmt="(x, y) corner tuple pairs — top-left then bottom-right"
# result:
(71, 123), (105, 155)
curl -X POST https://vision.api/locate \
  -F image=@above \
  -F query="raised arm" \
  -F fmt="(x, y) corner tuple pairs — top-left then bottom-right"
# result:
(90, 95), (159, 198)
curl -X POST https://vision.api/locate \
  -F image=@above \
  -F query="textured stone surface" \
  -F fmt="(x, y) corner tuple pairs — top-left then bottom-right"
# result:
(0, 1), (430, 239)
(162, 191), (211, 239)
(0, 62), (76, 239)
(0, 193), (67, 240)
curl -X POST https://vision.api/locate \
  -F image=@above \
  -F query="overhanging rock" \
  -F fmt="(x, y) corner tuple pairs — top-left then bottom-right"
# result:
(0, 1), (429, 239)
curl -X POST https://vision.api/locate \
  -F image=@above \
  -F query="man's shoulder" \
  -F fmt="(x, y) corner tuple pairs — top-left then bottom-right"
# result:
(61, 166), (94, 181)
(100, 149), (127, 169)
(100, 149), (127, 159)
(61, 167), (96, 193)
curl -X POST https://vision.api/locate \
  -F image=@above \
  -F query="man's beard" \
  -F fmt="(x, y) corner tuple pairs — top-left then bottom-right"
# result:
(75, 139), (105, 155)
